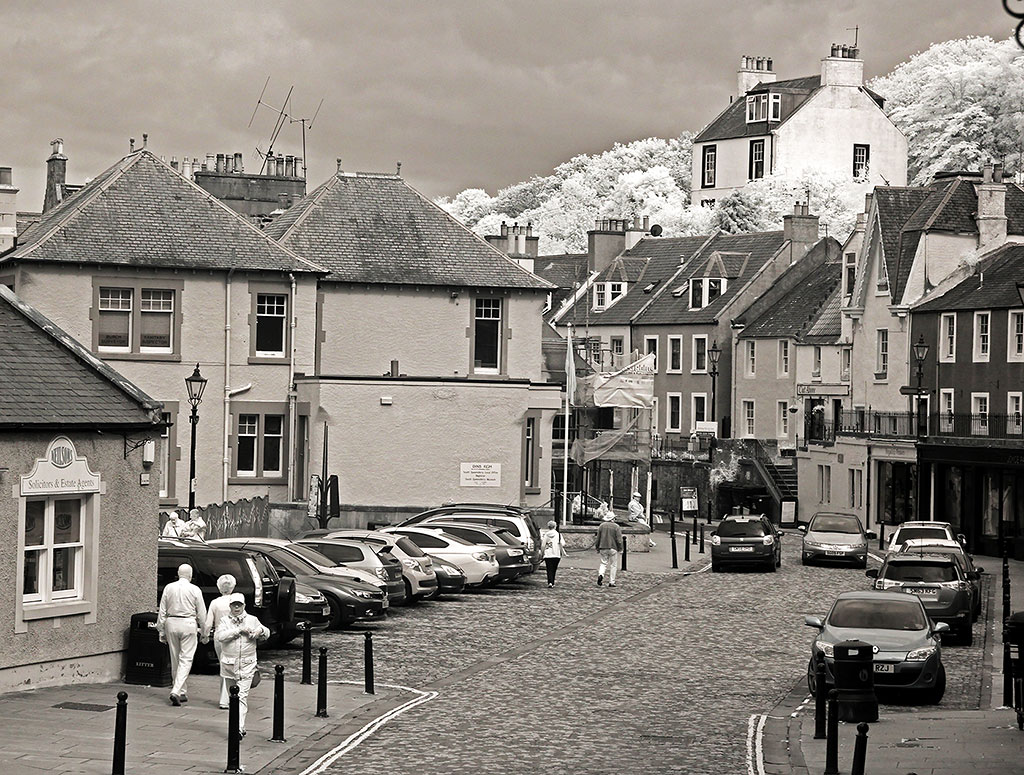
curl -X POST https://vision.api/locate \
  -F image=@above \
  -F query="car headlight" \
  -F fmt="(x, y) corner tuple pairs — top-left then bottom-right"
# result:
(711, 535), (721, 546)
(815, 640), (834, 658)
(351, 590), (375, 599)
(906, 645), (936, 661)
(401, 558), (417, 570)
(472, 551), (488, 561)
(762, 535), (775, 546)
(803, 539), (822, 549)
(295, 592), (313, 604)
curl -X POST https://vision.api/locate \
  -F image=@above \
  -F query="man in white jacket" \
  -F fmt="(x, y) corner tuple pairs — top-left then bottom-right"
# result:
(216, 593), (269, 737)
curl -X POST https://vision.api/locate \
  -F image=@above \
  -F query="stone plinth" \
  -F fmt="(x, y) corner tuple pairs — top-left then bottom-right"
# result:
(560, 524), (652, 552)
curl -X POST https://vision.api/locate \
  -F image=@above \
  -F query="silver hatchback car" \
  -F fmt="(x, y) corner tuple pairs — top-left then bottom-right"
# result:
(799, 512), (874, 568)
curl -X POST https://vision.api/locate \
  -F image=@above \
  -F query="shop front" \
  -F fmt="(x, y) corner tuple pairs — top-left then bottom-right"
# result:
(871, 442), (918, 533)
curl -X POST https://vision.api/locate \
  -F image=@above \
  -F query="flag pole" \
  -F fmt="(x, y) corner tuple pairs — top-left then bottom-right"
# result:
(562, 325), (574, 527)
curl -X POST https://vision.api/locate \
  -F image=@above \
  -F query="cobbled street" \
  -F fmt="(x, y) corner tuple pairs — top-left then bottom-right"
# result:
(264, 534), (989, 774)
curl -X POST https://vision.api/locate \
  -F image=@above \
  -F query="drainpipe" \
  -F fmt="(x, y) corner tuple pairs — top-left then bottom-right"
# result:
(222, 270), (234, 502)
(287, 272), (298, 501)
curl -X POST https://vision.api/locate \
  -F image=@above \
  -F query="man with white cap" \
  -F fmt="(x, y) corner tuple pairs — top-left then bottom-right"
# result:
(595, 511), (623, 587)
(157, 563), (208, 706)
(216, 592), (269, 737)
(628, 491), (656, 547)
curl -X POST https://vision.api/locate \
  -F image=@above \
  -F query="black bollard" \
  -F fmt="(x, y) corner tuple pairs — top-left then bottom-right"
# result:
(111, 691), (127, 775)
(300, 621), (312, 685)
(1005, 637), (1015, 708)
(813, 657), (827, 739)
(316, 646), (329, 718)
(824, 689), (839, 775)
(850, 722), (869, 775)
(684, 532), (691, 563)
(670, 514), (678, 569)
(270, 664), (286, 743)
(692, 514), (698, 543)
(699, 524), (705, 554)
(226, 685), (241, 773)
(878, 521), (885, 551)
(364, 632), (375, 695)
(621, 536), (628, 571)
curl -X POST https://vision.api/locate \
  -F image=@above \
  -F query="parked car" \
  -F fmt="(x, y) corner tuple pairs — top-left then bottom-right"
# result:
(315, 529), (438, 603)
(157, 538), (296, 663)
(799, 512), (875, 568)
(381, 526), (499, 586)
(710, 514), (782, 572)
(296, 535), (406, 605)
(430, 555), (468, 594)
(898, 540), (984, 621)
(405, 512), (543, 568)
(866, 552), (975, 644)
(883, 521), (965, 553)
(415, 522), (532, 583)
(805, 590), (949, 704)
(207, 538), (387, 628)
(288, 581), (331, 642)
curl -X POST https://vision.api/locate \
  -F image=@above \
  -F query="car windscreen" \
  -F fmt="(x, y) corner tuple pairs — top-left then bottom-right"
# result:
(437, 526), (495, 545)
(492, 528), (520, 546)
(393, 535), (427, 558)
(809, 515), (860, 534)
(285, 543), (340, 567)
(306, 542), (365, 564)
(894, 527), (948, 544)
(828, 599), (928, 630)
(883, 561), (958, 582)
(193, 554), (257, 589)
(717, 519), (767, 538)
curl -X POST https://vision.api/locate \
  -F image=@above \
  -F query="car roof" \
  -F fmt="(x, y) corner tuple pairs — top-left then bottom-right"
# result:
(834, 589), (924, 602)
(811, 511), (859, 519)
(321, 529), (399, 543)
(722, 514), (768, 522)
(296, 536), (369, 548)
(901, 538), (960, 548)
(384, 525), (475, 544)
(895, 521), (952, 529)
(885, 552), (958, 564)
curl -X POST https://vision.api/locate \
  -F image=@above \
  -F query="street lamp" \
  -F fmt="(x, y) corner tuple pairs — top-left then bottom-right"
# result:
(913, 335), (929, 437)
(708, 340), (722, 423)
(184, 364), (207, 510)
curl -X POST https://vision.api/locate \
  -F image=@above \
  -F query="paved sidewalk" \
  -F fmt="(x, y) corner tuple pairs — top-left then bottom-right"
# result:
(0, 672), (406, 774)
(766, 552), (1024, 775)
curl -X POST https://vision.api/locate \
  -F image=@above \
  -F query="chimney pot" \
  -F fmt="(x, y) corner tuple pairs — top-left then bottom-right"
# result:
(766, 58), (773, 71)
(337, 157), (343, 172)
(276, 156), (285, 176)
(285, 155), (294, 177)
(129, 138), (135, 153)
(983, 163), (993, 184)
(994, 162), (1004, 183)
(643, 215), (650, 231)
(234, 152), (243, 173)
(500, 221), (508, 236)
(216, 154), (225, 173)
(526, 222), (533, 237)
(142, 133), (148, 148)
(295, 156), (304, 177)
(390, 359), (400, 378)
(396, 161), (402, 176)
(171, 156), (178, 170)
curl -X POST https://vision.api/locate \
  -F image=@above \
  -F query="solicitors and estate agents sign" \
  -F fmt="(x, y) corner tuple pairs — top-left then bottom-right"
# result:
(21, 437), (101, 496)
(460, 462), (501, 487)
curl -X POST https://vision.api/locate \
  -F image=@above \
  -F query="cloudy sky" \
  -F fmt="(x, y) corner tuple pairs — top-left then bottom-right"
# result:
(2, 1), (1011, 211)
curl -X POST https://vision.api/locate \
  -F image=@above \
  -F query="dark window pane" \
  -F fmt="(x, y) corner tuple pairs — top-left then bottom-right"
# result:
(24, 500), (45, 546)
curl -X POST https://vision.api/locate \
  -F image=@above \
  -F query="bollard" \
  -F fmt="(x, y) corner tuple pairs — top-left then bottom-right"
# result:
(226, 684), (241, 773)
(621, 536), (628, 571)
(670, 514), (678, 569)
(824, 689), (839, 775)
(813, 656), (827, 739)
(699, 524), (705, 554)
(850, 722), (869, 775)
(111, 691), (127, 775)
(692, 514), (698, 543)
(364, 632), (375, 695)
(878, 521), (885, 551)
(270, 664), (286, 743)
(316, 646), (329, 718)
(1005, 637), (1015, 708)
(684, 532), (691, 563)
(300, 621), (312, 685)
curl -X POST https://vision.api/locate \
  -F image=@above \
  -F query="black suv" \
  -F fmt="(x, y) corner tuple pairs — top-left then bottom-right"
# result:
(710, 514), (782, 572)
(157, 538), (297, 665)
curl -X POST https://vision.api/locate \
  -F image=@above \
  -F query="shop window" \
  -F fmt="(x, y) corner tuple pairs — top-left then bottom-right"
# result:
(23, 497), (84, 604)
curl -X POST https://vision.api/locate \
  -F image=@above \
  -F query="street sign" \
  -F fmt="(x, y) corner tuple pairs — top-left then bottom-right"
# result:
(680, 486), (698, 512)
(899, 386), (929, 396)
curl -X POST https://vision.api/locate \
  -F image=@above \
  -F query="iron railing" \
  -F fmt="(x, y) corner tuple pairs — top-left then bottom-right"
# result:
(832, 410), (1023, 441)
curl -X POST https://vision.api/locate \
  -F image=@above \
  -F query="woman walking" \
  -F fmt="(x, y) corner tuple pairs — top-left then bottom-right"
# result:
(204, 574), (237, 709)
(215, 593), (269, 738)
(540, 520), (566, 588)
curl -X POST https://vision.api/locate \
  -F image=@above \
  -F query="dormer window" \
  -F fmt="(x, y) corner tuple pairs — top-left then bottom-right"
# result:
(770, 94), (781, 121)
(593, 281), (625, 310)
(746, 93), (780, 123)
(688, 278), (727, 310)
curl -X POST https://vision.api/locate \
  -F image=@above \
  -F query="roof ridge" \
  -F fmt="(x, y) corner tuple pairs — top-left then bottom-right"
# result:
(629, 232), (717, 322)
(274, 173), (342, 244)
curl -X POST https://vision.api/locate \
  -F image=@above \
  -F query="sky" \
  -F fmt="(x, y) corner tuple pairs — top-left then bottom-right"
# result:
(2, 1), (1013, 212)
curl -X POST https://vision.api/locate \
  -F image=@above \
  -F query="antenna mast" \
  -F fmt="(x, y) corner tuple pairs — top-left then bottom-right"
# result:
(248, 77), (324, 177)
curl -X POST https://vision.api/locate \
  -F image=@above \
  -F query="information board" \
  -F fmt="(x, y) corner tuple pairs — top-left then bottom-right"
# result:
(460, 462), (501, 487)
(679, 486), (698, 512)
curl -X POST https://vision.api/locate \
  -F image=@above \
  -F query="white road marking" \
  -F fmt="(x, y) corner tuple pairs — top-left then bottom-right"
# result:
(298, 681), (438, 775)
(682, 562), (713, 576)
(868, 551), (885, 562)
(746, 713), (768, 775)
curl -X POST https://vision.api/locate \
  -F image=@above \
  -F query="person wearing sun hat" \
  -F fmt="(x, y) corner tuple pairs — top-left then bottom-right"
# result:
(628, 490), (656, 547)
(595, 510), (623, 587)
(215, 592), (269, 737)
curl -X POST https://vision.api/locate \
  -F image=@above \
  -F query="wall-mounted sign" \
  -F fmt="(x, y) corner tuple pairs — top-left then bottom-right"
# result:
(797, 384), (850, 397)
(460, 462), (501, 487)
(780, 500), (797, 526)
(21, 437), (101, 496)
(679, 486), (698, 512)
(694, 421), (718, 435)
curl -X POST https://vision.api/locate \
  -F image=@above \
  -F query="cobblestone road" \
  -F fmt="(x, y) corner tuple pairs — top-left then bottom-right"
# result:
(264, 534), (989, 774)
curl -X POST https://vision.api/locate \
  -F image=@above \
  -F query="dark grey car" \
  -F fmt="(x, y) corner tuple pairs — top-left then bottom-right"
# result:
(710, 514), (781, 572)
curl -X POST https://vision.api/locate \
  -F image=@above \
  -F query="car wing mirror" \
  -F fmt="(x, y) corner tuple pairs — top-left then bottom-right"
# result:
(797, 525), (807, 533)
(932, 621), (951, 635)
(975, 566), (985, 575)
(804, 615), (824, 629)
(865, 568), (878, 578)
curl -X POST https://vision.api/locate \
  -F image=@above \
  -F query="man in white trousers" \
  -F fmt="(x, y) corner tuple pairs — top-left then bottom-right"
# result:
(157, 563), (208, 706)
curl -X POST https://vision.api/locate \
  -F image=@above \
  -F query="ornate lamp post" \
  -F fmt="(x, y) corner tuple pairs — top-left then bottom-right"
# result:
(708, 340), (722, 424)
(184, 364), (207, 510)
(912, 335), (929, 437)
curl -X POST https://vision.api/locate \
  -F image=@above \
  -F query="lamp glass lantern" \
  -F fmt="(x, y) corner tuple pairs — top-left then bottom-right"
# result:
(185, 364), (208, 407)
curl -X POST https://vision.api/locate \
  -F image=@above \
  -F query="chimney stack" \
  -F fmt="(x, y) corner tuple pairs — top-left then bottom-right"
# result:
(821, 43), (864, 87)
(0, 166), (17, 253)
(43, 138), (68, 213)
(976, 163), (1008, 252)
(783, 202), (820, 264)
(587, 217), (628, 273)
(737, 53), (776, 97)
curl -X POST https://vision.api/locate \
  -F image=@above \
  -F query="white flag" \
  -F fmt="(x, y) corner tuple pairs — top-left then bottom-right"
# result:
(564, 333), (576, 405)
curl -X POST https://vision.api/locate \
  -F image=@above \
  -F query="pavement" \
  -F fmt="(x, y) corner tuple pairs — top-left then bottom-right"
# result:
(761, 548), (1024, 775)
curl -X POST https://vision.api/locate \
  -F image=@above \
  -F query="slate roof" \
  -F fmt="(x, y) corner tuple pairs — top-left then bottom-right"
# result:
(915, 243), (1024, 312)
(740, 261), (842, 341)
(533, 253), (589, 290)
(694, 76), (822, 143)
(803, 287), (843, 343)
(5, 151), (323, 274)
(0, 285), (162, 429)
(265, 172), (552, 289)
(634, 231), (787, 325)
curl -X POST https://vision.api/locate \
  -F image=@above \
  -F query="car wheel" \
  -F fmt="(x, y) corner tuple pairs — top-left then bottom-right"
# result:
(766, 558), (777, 572)
(923, 664), (946, 704)
(712, 562), (722, 573)
(402, 578), (416, 605)
(326, 596), (344, 629)
(961, 624), (974, 647)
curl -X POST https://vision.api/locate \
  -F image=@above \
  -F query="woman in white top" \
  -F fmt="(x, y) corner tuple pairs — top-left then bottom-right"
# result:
(204, 574), (236, 708)
(216, 593), (270, 737)
(540, 520), (566, 588)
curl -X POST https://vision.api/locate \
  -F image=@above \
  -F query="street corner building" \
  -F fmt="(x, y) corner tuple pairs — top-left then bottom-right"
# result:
(0, 284), (164, 693)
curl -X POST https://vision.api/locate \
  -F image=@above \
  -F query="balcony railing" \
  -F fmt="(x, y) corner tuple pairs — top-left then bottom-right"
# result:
(832, 410), (1024, 441)
(651, 433), (713, 459)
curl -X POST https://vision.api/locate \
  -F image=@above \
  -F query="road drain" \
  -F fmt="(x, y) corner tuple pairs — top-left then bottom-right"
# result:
(52, 702), (114, 712)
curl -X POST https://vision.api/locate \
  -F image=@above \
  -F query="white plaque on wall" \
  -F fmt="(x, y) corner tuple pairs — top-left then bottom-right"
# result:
(460, 462), (501, 487)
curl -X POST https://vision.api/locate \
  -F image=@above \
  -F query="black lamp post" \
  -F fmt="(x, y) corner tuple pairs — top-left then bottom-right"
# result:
(708, 340), (722, 424)
(912, 335), (929, 437)
(184, 364), (207, 510)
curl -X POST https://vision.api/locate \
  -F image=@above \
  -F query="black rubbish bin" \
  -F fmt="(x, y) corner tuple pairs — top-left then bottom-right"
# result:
(833, 639), (878, 723)
(1008, 611), (1024, 680)
(125, 612), (172, 687)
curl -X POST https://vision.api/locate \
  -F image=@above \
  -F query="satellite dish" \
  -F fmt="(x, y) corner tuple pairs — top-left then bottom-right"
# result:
(650, 224), (663, 237)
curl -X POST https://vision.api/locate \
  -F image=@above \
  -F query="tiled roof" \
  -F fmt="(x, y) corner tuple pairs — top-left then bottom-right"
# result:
(265, 172), (552, 289)
(0, 285), (162, 428)
(5, 151), (323, 274)
(634, 231), (787, 325)
(694, 76), (821, 143)
(803, 286), (843, 342)
(872, 187), (933, 301)
(16, 211), (41, 238)
(533, 253), (589, 290)
(915, 243), (1024, 311)
(741, 261), (842, 340)
(893, 229), (923, 302)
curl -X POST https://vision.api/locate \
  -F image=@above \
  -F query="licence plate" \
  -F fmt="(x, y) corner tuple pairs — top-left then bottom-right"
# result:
(825, 550), (847, 556)
(873, 663), (893, 673)
(906, 587), (938, 596)
(322, 605), (330, 616)
(730, 546), (755, 552)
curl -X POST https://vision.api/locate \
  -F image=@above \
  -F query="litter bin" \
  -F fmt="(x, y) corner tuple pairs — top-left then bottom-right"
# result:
(833, 639), (878, 723)
(125, 612), (171, 686)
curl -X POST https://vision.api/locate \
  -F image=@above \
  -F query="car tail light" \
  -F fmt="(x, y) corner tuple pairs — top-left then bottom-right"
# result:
(246, 558), (264, 607)
(375, 567), (388, 581)
(762, 535), (775, 546)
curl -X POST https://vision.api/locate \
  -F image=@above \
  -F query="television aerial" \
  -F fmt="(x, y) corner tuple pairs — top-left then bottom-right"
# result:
(247, 76), (324, 178)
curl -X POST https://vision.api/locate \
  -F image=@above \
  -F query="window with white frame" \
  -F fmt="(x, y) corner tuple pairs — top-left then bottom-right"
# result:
(689, 277), (727, 310)
(473, 297), (502, 372)
(1009, 310), (1024, 362)
(777, 400), (789, 437)
(692, 335), (708, 373)
(843, 252), (856, 300)
(234, 412), (286, 479)
(939, 388), (954, 432)
(973, 311), (990, 362)
(23, 497), (85, 604)
(745, 94), (768, 122)
(742, 399), (755, 438)
(667, 393), (683, 432)
(593, 281), (624, 310)
(748, 139), (765, 180)
(770, 93), (781, 121)
(667, 336), (683, 373)
(778, 340), (790, 376)
(817, 464), (832, 504)
(876, 250), (888, 292)
(644, 336), (658, 371)
(1008, 392), (1022, 435)
(255, 293), (288, 357)
(701, 145), (716, 188)
(875, 329), (888, 378)
(971, 392), (989, 436)
(97, 288), (133, 351)
(939, 313), (956, 362)
(841, 348), (851, 381)
(523, 415), (538, 491)
(812, 346), (822, 378)
(691, 393), (707, 427)
(690, 278), (703, 309)
(848, 468), (862, 509)
(745, 340), (756, 377)
(611, 336), (624, 356)
(139, 289), (174, 352)
(853, 144), (870, 178)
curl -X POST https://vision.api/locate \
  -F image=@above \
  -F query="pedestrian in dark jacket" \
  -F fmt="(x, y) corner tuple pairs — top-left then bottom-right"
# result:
(596, 511), (623, 587)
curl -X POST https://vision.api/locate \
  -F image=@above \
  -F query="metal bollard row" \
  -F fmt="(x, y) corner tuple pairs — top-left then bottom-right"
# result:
(111, 691), (127, 775)
(271, 664), (286, 743)
(621, 536), (628, 571)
